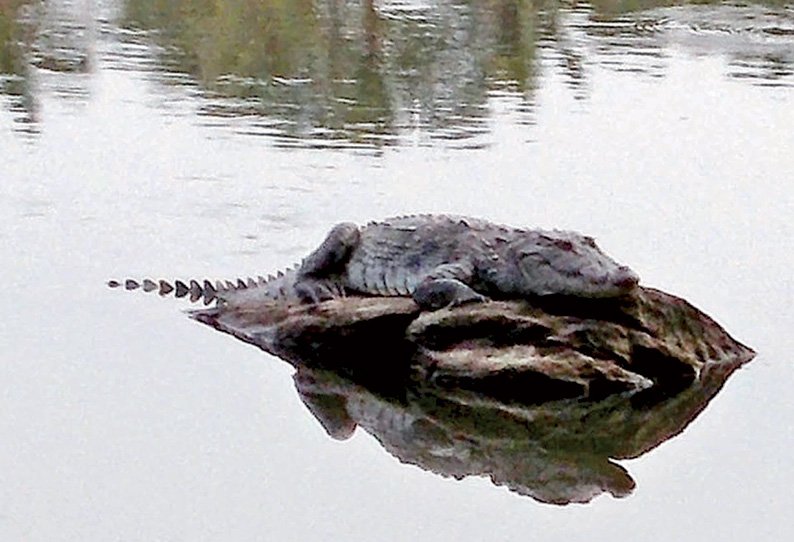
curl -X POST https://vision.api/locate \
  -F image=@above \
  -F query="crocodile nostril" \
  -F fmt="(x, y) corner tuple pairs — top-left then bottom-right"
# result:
(616, 267), (640, 289)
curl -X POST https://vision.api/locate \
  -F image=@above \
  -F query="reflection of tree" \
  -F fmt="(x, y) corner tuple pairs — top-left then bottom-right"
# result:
(1, 0), (96, 134)
(566, 0), (794, 87)
(730, 53), (794, 85)
(0, 0), (27, 74)
(592, 0), (794, 15)
(3, 0), (792, 138)
(0, 0), (36, 131)
(120, 0), (794, 146)
(491, 0), (539, 91)
(124, 0), (542, 147)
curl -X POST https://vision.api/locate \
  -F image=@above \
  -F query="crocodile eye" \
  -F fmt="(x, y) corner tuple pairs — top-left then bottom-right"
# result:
(553, 239), (574, 251)
(519, 250), (542, 260)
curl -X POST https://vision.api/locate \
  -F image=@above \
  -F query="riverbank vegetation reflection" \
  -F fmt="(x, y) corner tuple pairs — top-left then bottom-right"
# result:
(2, 0), (793, 143)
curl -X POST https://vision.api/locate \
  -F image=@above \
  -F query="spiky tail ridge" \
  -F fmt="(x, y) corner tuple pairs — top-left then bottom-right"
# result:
(108, 266), (300, 305)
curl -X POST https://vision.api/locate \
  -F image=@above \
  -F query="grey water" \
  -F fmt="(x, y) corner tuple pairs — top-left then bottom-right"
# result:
(1, 0), (793, 540)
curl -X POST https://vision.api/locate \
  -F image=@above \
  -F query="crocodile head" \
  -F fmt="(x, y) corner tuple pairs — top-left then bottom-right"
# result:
(511, 231), (639, 298)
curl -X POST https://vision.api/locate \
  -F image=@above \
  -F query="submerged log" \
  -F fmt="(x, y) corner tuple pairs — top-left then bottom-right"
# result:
(190, 286), (754, 504)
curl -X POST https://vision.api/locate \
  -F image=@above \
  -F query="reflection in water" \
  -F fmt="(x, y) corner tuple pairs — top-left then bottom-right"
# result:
(0, 0), (36, 131)
(191, 288), (755, 504)
(293, 359), (744, 504)
(124, 0), (536, 148)
(2, 0), (794, 142)
(1, 0), (95, 134)
(120, 0), (794, 146)
(581, 1), (794, 86)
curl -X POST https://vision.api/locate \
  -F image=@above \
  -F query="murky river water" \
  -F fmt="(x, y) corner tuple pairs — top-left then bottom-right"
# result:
(1, 0), (793, 540)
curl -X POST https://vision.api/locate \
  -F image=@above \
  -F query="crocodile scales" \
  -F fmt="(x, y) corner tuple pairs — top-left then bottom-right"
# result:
(110, 215), (639, 310)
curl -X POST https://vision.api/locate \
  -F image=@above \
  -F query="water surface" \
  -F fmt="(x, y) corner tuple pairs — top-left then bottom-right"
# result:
(1, 0), (793, 540)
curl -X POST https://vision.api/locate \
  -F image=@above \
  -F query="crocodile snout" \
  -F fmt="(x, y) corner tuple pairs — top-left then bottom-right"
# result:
(615, 266), (640, 290)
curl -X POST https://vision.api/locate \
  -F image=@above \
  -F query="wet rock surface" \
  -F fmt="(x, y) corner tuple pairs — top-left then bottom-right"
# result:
(192, 287), (754, 404)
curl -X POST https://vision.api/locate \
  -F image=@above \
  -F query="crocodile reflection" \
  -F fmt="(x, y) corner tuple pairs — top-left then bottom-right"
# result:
(294, 359), (743, 505)
(191, 287), (755, 505)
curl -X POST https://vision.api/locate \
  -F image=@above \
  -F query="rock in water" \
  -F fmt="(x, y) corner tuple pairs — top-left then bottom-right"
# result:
(191, 286), (753, 402)
(189, 286), (753, 504)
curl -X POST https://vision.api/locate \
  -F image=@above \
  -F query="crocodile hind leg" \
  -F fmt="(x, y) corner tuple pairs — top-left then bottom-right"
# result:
(295, 222), (361, 303)
(412, 261), (488, 310)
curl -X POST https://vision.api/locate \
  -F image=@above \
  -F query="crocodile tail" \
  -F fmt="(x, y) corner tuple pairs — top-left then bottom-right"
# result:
(108, 266), (301, 305)
(108, 277), (238, 305)
(228, 265), (301, 303)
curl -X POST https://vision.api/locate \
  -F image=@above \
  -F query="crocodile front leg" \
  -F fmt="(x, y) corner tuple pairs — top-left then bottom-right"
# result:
(295, 222), (361, 303)
(412, 261), (487, 310)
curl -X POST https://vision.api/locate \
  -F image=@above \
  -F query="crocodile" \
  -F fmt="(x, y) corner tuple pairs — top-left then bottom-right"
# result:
(109, 215), (639, 310)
